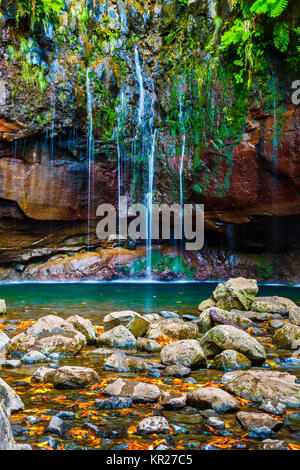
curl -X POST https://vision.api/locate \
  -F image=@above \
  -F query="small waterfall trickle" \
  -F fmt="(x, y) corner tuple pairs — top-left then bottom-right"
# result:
(86, 68), (94, 250)
(179, 134), (186, 234)
(271, 72), (279, 252)
(133, 45), (157, 279)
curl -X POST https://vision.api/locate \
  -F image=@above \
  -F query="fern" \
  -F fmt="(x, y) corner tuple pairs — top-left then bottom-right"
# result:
(250, 0), (288, 17)
(273, 22), (290, 52)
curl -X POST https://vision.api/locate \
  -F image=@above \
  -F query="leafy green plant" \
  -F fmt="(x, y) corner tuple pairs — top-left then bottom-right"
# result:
(16, 0), (64, 29)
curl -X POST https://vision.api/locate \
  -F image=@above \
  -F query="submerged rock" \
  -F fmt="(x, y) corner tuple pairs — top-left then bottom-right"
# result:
(35, 366), (100, 389)
(251, 296), (298, 315)
(262, 439), (290, 450)
(273, 323), (300, 349)
(160, 392), (187, 410)
(104, 352), (158, 372)
(200, 325), (266, 364)
(46, 416), (66, 437)
(187, 387), (239, 413)
(211, 349), (252, 371)
(222, 370), (300, 406)
(136, 416), (170, 435)
(236, 411), (283, 431)
(95, 397), (133, 410)
(136, 337), (162, 353)
(164, 365), (191, 378)
(98, 325), (136, 348)
(206, 417), (225, 429)
(160, 311), (180, 319)
(147, 319), (199, 340)
(103, 310), (150, 338)
(66, 315), (97, 344)
(247, 426), (276, 440)
(7, 315), (86, 357)
(161, 339), (206, 369)
(102, 378), (160, 403)
(259, 398), (286, 415)
(212, 277), (258, 311)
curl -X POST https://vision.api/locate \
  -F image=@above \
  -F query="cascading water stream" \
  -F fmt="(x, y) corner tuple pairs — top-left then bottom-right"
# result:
(133, 46), (157, 279)
(179, 134), (186, 236)
(86, 68), (94, 251)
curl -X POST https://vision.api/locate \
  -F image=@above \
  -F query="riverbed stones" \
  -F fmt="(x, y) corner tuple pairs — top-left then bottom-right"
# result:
(21, 350), (48, 364)
(211, 349), (252, 371)
(46, 416), (66, 437)
(0, 299), (6, 315)
(103, 310), (150, 338)
(258, 398), (286, 415)
(187, 387), (239, 413)
(236, 411), (283, 431)
(102, 378), (160, 403)
(147, 319), (199, 340)
(95, 397), (133, 410)
(222, 370), (300, 406)
(160, 311), (180, 319)
(198, 307), (252, 332)
(206, 416), (225, 429)
(0, 330), (9, 350)
(35, 366), (100, 389)
(160, 392), (187, 410)
(164, 365), (191, 378)
(66, 315), (97, 344)
(7, 315), (86, 357)
(0, 377), (24, 413)
(136, 416), (170, 435)
(200, 325), (266, 364)
(251, 296), (298, 315)
(161, 340), (206, 369)
(98, 325), (136, 348)
(273, 323), (300, 349)
(212, 277), (258, 311)
(104, 352), (158, 372)
(136, 337), (162, 353)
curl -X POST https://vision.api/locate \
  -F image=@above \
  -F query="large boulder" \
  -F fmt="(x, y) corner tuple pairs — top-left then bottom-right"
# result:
(103, 310), (150, 338)
(98, 325), (136, 348)
(236, 411), (283, 431)
(187, 387), (239, 413)
(0, 330), (9, 350)
(0, 380), (31, 450)
(147, 319), (199, 340)
(222, 370), (300, 406)
(0, 377), (24, 413)
(34, 366), (100, 389)
(251, 296), (298, 315)
(160, 339), (206, 369)
(211, 349), (252, 371)
(66, 315), (97, 344)
(212, 277), (258, 311)
(102, 378), (160, 403)
(7, 315), (86, 357)
(273, 323), (300, 349)
(104, 352), (159, 372)
(136, 416), (170, 435)
(200, 325), (266, 364)
(289, 308), (300, 326)
(198, 307), (252, 332)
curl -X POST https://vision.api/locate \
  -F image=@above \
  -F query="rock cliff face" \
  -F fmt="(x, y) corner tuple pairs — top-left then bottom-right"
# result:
(0, 0), (299, 281)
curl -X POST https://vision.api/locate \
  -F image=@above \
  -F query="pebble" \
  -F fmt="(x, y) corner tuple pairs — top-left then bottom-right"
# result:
(160, 311), (180, 319)
(0, 359), (21, 368)
(46, 416), (66, 437)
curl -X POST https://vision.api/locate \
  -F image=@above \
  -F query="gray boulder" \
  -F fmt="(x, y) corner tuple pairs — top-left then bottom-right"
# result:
(200, 325), (266, 364)
(66, 315), (97, 344)
(0, 377), (24, 413)
(34, 365), (100, 389)
(0, 330), (9, 350)
(211, 349), (252, 371)
(98, 325), (136, 348)
(137, 416), (170, 435)
(187, 387), (239, 413)
(136, 337), (162, 353)
(103, 310), (150, 338)
(251, 296), (298, 315)
(161, 339), (206, 369)
(102, 378), (160, 403)
(212, 277), (258, 311)
(147, 319), (199, 340)
(273, 323), (300, 349)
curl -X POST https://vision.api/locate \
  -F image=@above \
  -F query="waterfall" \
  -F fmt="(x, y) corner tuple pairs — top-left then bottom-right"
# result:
(86, 68), (94, 250)
(117, 91), (126, 239)
(179, 134), (186, 235)
(133, 46), (157, 279)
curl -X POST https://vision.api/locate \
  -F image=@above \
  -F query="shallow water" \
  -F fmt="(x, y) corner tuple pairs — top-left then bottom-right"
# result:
(0, 282), (300, 450)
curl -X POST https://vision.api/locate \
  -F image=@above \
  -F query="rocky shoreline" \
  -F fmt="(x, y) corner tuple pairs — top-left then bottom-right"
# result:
(0, 277), (300, 450)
